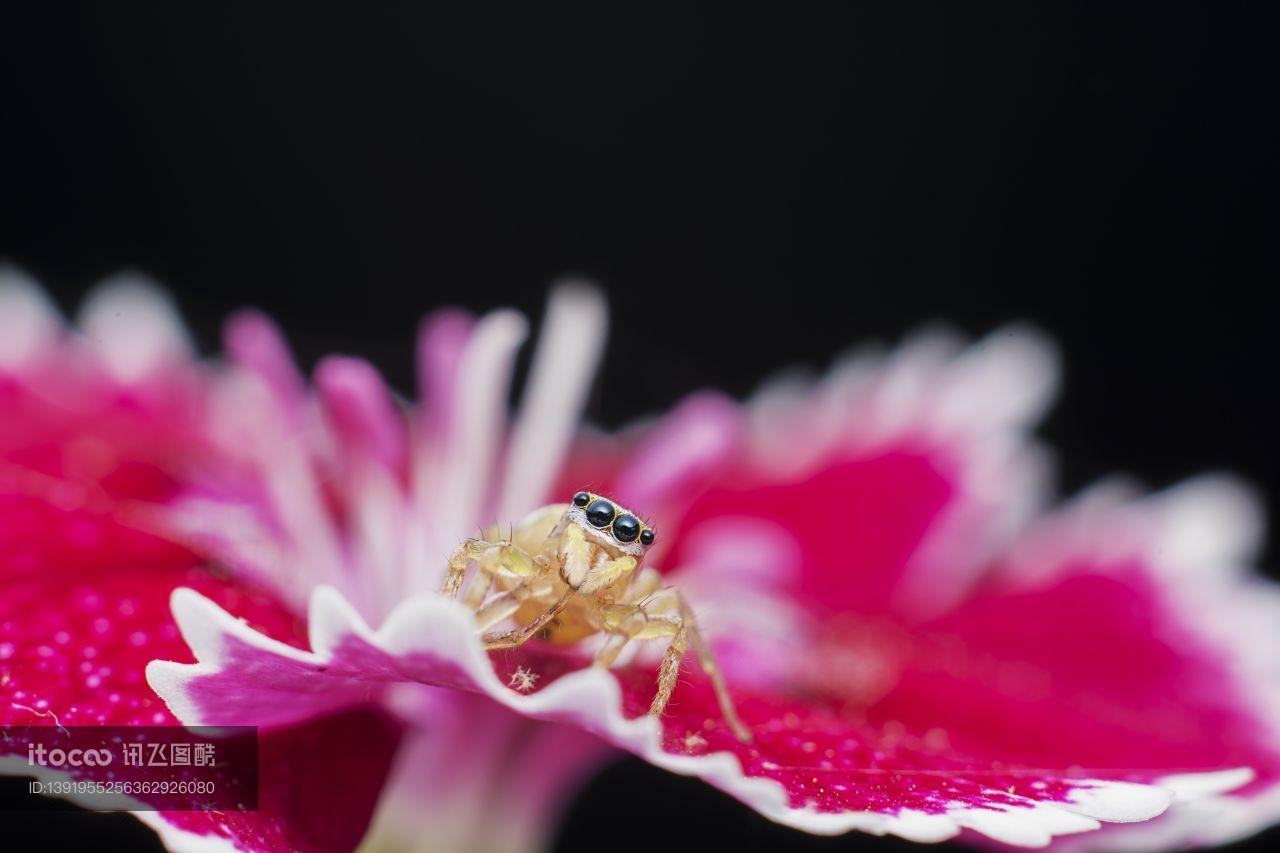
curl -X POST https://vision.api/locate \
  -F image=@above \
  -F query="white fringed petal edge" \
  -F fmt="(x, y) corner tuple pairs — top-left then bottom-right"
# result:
(145, 584), (1250, 848)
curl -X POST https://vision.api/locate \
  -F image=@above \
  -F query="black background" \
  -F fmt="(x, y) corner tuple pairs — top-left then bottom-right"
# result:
(1, 4), (1277, 852)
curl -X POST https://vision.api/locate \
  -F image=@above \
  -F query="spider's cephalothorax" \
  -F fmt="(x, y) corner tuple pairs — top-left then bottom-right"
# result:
(442, 490), (752, 742)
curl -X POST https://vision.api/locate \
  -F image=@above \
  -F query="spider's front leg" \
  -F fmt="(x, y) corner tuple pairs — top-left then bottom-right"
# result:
(599, 589), (753, 743)
(481, 587), (574, 650)
(593, 601), (679, 668)
(442, 539), (488, 598)
(441, 537), (537, 606)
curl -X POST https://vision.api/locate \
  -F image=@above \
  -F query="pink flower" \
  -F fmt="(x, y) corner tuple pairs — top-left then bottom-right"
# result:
(3, 267), (1279, 850)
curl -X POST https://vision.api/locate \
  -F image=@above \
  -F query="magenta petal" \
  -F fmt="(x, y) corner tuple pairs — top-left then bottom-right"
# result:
(997, 479), (1280, 850)
(559, 328), (1057, 622)
(0, 279), (405, 851)
(149, 586), (1198, 847)
(223, 309), (308, 415)
(664, 449), (955, 615)
(0, 493), (304, 729)
(363, 688), (612, 853)
(16, 271), (1272, 851)
(75, 276), (195, 386)
(603, 391), (746, 516)
(416, 308), (476, 438)
(0, 268), (62, 369)
(0, 491), (405, 853)
(871, 573), (1277, 788)
(137, 706), (400, 853)
(315, 355), (408, 475)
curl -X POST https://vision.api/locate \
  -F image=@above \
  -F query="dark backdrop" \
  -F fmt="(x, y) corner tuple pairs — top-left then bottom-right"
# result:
(1, 4), (1277, 852)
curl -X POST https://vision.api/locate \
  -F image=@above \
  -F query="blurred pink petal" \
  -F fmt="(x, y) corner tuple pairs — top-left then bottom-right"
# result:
(135, 707), (401, 853)
(7, 266), (1280, 850)
(314, 355), (408, 476)
(145, 298), (1276, 846)
(148, 472), (1280, 845)
(0, 273), (399, 852)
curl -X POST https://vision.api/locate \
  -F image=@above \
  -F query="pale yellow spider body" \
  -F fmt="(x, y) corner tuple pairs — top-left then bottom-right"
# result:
(442, 491), (751, 742)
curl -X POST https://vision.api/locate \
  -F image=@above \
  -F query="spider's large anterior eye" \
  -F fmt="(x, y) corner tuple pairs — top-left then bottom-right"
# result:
(585, 499), (615, 528)
(612, 513), (641, 543)
(639, 528), (655, 546)
(572, 491), (590, 507)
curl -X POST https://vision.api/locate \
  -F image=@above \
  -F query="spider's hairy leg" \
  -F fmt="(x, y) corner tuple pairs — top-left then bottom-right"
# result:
(651, 620), (689, 720)
(593, 632), (632, 670)
(650, 594), (747, 742)
(442, 536), (538, 606)
(675, 594), (753, 743)
(462, 542), (537, 609)
(442, 539), (491, 598)
(473, 583), (530, 632)
(511, 502), (568, 554)
(482, 588), (575, 650)
(624, 567), (664, 603)
(593, 604), (679, 669)
(594, 585), (682, 668)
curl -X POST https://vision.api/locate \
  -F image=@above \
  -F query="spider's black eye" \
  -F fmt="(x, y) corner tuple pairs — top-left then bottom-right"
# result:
(585, 499), (615, 528)
(612, 513), (641, 543)
(639, 528), (655, 546)
(572, 491), (590, 507)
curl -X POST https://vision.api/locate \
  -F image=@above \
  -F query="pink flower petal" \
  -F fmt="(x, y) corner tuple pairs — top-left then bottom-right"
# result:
(0, 280), (406, 851)
(148, 583), (1209, 847)
(992, 478), (1280, 850)
(415, 307), (475, 440)
(223, 309), (308, 417)
(606, 391), (747, 515)
(14, 273), (1273, 851)
(664, 448), (956, 614)
(315, 355), (408, 476)
(497, 283), (607, 521)
(361, 687), (611, 853)
(0, 488), (404, 852)
(416, 307), (528, 586)
(136, 707), (401, 853)
(557, 328), (1056, 623)
(0, 497), (301, 726)
(0, 267), (62, 369)
(867, 574), (1275, 790)
(75, 275), (195, 386)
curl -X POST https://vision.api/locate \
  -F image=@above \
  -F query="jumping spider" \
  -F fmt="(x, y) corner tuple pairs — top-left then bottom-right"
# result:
(443, 490), (752, 742)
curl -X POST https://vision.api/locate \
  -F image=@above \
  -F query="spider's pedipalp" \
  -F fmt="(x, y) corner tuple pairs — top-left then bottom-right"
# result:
(482, 588), (573, 650)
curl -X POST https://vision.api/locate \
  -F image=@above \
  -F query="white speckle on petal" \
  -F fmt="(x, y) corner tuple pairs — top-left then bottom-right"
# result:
(507, 666), (539, 693)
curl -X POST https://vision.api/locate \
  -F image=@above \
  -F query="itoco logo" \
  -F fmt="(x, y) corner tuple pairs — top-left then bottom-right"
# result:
(27, 744), (113, 767)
